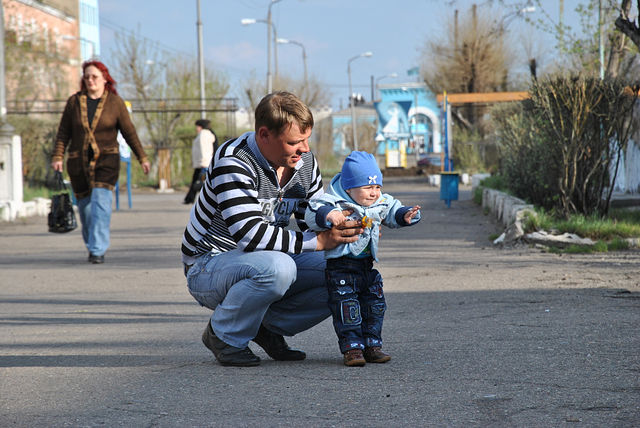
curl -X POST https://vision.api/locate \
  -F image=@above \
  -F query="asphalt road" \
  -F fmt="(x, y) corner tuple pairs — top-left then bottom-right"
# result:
(1, 178), (639, 427)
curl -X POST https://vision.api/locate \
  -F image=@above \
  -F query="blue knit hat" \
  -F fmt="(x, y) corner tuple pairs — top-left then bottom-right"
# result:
(340, 151), (383, 190)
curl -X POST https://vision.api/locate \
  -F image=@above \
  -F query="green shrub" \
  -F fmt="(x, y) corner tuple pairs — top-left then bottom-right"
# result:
(491, 102), (559, 209)
(492, 73), (637, 218)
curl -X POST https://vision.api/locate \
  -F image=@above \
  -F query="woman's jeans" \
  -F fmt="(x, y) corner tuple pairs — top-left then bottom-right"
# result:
(325, 257), (386, 353)
(77, 187), (112, 256)
(186, 249), (331, 349)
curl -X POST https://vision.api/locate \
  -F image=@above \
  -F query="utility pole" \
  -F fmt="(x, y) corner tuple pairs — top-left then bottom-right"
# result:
(559, 0), (564, 52)
(196, 0), (206, 118)
(266, 1), (282, 93)
(0, 0), (7, 121)
(598, 0), (604, 79)
(370, 75), (374, 102)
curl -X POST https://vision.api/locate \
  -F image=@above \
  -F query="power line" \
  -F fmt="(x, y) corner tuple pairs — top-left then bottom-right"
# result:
(100, 17), (194, 59)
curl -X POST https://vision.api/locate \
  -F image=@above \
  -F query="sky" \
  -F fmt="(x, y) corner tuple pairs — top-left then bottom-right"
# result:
(97, 0), (585, 110)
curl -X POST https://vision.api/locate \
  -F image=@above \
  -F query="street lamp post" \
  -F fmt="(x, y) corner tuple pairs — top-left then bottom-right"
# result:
(0, 0), (7, 120)
(494, 4), (535, 33)
(241, 18), (269, 92)
(196, 0), (206, 118)
(347, 51), (373, 152)
(241, 0), (282, 95)
(145, 59), (169, 94)
(277, 38), (307, 85)
(62, 35), (96, 60)
(374, 72), (397, 100)
(267, 0), (281, 93)
(598, 0), (604, 79)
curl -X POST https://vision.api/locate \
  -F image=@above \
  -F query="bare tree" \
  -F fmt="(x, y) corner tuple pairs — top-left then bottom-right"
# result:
(521, 0), (639, 78)
(3, 12), (71, 186)
(421, 4), (519, 134)
(339, 121), (377, 154)
(4, 16), (71, 107)
(615, 0), (640, 49)
(273, 74), (332, 110)
(239, 72), (331, 112)
(110, 31), (229, 187)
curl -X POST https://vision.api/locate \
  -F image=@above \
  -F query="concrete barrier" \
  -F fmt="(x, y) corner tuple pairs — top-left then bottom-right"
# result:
(0, 197), (51, 222)
(482, 188), (535, 227)
(471, 173), (491, 193)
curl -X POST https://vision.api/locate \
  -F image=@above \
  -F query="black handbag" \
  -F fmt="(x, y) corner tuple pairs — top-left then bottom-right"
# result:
(47, 171), (77, 233)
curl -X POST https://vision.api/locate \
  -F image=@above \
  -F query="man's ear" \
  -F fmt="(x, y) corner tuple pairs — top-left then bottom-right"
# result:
(257, 126), (270, 142)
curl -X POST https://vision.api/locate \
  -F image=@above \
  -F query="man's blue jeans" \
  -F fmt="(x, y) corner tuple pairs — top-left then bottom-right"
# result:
(77, 187), (112, 256)
(325, 257), (386, 353)
(186, 249), (331, 349)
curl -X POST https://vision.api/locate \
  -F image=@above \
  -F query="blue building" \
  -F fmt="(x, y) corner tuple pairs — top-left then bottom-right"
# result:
(375, 82), (442, 168)
(330, 104), (378, 156)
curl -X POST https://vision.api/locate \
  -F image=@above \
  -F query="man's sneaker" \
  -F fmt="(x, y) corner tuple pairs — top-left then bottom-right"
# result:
(343, 349), (366, 366)
(252, 324), (306, 361)
(201, 323), (260, 367)
(363, 346), (391, 363)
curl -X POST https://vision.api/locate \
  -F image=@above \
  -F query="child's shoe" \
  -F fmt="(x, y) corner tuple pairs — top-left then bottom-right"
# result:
(363, 347), (391, 363)
(343, 349), (366, 366)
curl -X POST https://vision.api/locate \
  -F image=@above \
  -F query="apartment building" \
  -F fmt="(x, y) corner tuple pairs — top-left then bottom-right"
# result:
(2, 0), (100, 105)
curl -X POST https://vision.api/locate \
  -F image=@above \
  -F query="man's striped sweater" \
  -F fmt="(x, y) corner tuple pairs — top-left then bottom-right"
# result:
(181, 131), (323, 265)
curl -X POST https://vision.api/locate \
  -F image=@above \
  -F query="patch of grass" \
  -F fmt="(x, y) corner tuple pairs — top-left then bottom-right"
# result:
(561, 244), (596, 254)
(551, 214), (640, 241)
(593, 241), (609, 252)
(546, 241), (605, 254)
(488, 233), (501, 241)
(608, 238), (630, 251)
(522, 208), (551, 233)
(473, 186), (484, 205)
(542, 238), (631, 254)
(23, 185), (54, 202)
(519, 206), (640, 242)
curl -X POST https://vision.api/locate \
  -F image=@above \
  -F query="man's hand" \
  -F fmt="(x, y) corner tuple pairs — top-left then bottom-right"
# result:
(315, 218), (363, 251)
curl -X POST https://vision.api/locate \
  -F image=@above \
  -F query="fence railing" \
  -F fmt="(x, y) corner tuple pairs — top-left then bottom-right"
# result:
(6, 97), (239, 115)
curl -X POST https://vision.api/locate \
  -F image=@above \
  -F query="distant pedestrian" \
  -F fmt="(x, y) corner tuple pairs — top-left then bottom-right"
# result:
(183, 119), (217, 204)
(305, 151), (421, 366)
(51, 60), (150, 264)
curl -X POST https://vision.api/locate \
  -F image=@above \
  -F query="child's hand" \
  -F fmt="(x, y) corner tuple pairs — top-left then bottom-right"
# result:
(326, 209), (347, 227)
(404, 205), (421, 223)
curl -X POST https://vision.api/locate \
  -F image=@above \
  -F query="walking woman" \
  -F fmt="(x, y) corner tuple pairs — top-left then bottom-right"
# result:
(51, 60), (150, 264)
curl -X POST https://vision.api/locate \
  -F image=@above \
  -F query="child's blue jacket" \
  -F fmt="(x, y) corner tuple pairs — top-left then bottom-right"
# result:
(305, 173), (421, 262)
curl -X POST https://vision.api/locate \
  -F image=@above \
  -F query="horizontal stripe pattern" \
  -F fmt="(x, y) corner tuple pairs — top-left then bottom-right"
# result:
(181, 133), (323, 264)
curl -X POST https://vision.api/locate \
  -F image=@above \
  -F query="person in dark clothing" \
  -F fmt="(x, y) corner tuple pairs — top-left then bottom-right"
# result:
(183, 119), (217, 204)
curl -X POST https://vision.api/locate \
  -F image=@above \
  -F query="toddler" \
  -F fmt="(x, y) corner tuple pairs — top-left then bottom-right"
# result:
(305, 151), (421, 366)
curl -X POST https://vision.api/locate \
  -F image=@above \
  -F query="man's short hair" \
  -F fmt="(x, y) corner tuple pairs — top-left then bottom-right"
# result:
(195, 119), (211, 129)
(254, 91), (314, 135)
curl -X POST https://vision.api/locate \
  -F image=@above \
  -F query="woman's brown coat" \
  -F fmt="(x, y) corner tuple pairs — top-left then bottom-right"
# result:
(52, 91), (148, 199)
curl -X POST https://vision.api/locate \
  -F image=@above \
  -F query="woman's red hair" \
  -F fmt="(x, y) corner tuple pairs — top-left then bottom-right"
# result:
(80, 60), (118, 95)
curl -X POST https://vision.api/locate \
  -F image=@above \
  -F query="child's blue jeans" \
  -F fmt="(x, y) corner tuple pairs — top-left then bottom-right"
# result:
(325, 256), (386, 353)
